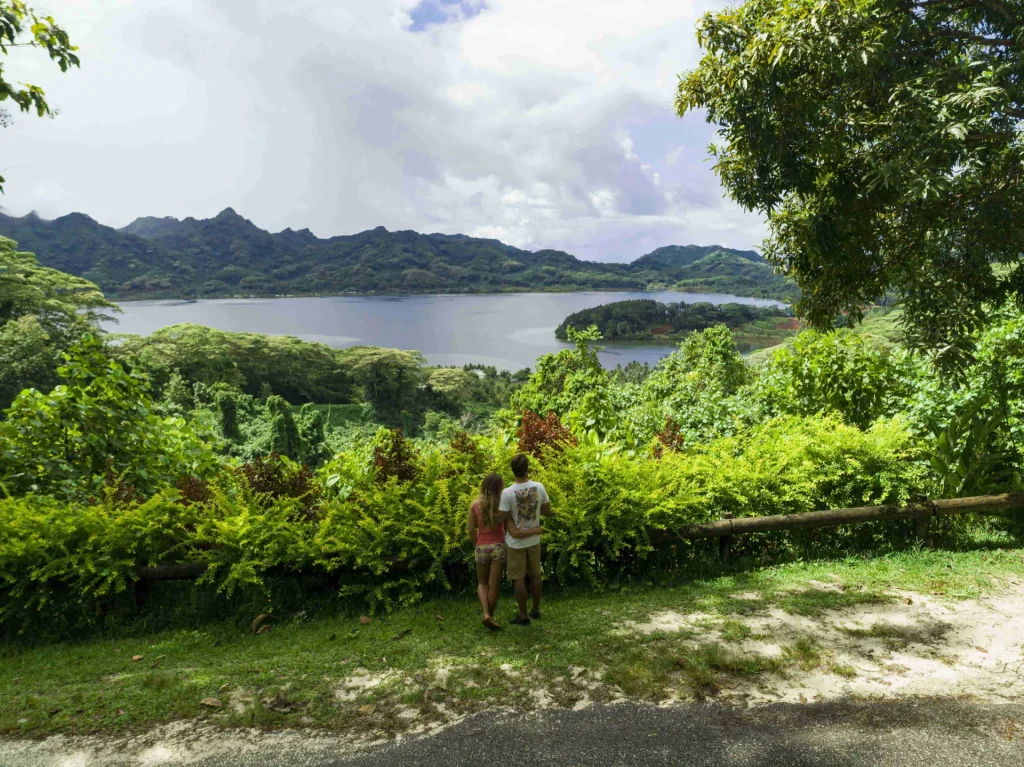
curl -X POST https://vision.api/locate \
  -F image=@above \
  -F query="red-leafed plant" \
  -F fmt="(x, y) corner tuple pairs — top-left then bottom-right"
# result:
(372, 428), (419, 483)
(238, 453), (321, 518)
(653, 416), (686, 459)
(517, 410), (577, 458)
(175, 475), (211, 506)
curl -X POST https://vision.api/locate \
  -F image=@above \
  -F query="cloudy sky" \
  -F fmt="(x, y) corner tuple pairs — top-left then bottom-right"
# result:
(3, 0), (766, 262)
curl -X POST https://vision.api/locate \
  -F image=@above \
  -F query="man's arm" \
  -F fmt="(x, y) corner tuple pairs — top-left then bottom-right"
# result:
(539, 484), (552, 517)
(468, 507), (478, 546)
(506, 516), (544, 539)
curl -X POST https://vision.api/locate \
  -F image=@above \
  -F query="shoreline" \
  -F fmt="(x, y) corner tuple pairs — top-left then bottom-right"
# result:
(107, 287), (792, 306)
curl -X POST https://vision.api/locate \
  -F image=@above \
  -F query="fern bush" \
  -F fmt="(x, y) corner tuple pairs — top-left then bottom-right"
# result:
(0, 409), (934, 634)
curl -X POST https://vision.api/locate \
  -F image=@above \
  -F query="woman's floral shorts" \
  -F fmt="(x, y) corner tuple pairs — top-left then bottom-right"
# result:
(475, 542), (506, 564)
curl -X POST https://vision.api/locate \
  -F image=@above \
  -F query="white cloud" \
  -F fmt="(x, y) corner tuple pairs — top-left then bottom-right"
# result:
(1, 0), (766, 261)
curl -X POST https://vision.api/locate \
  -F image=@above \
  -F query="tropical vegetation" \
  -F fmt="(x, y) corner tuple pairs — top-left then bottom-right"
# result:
(556, 299), (793, 340)
(677, 0), (1024, 362)
(3, 228), (1024, 642)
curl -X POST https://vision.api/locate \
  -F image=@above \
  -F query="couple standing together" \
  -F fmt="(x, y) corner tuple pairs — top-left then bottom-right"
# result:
(467, 453), (550, 630)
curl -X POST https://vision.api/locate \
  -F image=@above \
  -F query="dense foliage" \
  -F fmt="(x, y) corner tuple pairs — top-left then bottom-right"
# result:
(112, 323), (353, 405)
(0, 237), (115, 407)
(1, 247), (1024, 638)
(677, 0), (1024, 360)
(556, 299), (791, 340)
(0, 209), (795, 300)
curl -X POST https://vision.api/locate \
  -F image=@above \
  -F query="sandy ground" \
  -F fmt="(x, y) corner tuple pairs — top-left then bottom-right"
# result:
(628, 581), (1024, 705)
(4, 582), (1024, 766)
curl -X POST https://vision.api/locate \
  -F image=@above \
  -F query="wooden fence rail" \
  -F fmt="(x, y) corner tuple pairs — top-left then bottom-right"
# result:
(134, 492), (1024, 582)
(674, 493), (1024, 540)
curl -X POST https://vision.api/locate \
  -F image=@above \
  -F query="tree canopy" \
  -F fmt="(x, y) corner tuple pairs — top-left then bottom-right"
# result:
(1, 1), (80, 192)
(678, 0), (1024, 362)
(0, 237), (114, 406)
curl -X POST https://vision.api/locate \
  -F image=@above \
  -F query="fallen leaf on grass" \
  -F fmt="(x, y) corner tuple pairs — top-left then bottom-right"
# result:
(130, 655), (144, 662)
(435, 614), (445, 622)
(200, 698), (223, 708)
(218, 683), (230, 692)
(116, 708), (125, 716)
(975, 646), (989, 654)
(358, 704), (376, 716)
(359, 616), (372, 625)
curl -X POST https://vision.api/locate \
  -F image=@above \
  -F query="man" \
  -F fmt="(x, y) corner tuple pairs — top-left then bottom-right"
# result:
(500, 453), (551, 625)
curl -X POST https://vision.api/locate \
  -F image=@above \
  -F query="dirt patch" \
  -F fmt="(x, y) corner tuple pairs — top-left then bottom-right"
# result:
(629, 584), (1024, 705)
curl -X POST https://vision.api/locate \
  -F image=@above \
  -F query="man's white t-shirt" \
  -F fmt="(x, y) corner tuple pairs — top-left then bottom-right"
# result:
(500, 480), (548, 549)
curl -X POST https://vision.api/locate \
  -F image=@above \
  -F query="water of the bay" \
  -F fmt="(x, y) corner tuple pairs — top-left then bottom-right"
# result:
(104, 291), (785, 371)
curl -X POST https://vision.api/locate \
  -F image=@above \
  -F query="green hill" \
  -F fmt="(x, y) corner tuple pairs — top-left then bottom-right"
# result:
(555, 299), (792, 340)
(0, 208), (797, 301)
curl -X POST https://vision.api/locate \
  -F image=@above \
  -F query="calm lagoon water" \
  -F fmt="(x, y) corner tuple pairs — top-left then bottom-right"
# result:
(105, 291), (784, 371)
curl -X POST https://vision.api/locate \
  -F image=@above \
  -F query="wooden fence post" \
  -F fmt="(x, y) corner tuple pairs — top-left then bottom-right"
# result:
(915, 514), (934, 548)
(719, 513), (734, 565)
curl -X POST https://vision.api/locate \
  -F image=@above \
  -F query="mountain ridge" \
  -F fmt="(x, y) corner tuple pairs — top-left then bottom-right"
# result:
(0, 208), (794, 302)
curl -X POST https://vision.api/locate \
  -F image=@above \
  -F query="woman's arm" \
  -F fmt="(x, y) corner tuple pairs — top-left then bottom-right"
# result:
(468, 507), (478, 546)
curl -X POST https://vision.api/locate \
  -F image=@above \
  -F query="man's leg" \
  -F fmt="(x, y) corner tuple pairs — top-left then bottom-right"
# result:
(528, 545), (542, 617)
(507, 547), (530, 623)
(513, 577), (529, 620)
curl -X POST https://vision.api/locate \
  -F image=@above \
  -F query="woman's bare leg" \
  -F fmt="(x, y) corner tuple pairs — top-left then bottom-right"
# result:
(476, 560), (492, 620)
(487, 559), (503, 621)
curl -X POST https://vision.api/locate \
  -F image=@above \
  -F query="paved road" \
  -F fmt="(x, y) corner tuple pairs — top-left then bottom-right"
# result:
(336, 700), (1023, 767)
(3, 700), (1022, 766)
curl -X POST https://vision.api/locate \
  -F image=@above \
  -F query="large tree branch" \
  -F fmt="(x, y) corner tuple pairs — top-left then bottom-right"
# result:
(929, 28), (1016, 46)
(910, 0), (1020, 23)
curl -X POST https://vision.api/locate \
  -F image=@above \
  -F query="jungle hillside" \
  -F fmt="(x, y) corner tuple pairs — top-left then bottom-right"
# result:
(0, 210), (798, 300)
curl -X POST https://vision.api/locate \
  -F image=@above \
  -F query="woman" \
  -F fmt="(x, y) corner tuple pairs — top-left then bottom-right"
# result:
(468, 473), (539, 630)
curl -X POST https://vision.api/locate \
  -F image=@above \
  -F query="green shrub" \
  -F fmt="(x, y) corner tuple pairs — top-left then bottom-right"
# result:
(0, 337), (222, 500)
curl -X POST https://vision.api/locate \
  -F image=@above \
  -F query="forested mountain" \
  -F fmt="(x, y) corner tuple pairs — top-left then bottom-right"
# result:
(0, 208), (797, 300)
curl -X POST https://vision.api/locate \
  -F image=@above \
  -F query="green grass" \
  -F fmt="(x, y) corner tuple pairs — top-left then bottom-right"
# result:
(2, 545), (1022, 737)
(841, 619), (952, 650)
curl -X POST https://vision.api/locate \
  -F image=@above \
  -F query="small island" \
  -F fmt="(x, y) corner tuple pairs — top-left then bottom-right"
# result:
(555, 299), (798, 341)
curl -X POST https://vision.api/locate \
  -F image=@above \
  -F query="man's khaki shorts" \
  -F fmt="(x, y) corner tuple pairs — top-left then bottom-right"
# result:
(506, 544), (542, 581)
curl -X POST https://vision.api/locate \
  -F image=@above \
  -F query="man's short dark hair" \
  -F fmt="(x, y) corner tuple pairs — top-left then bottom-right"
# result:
(511, 453), (529, 477)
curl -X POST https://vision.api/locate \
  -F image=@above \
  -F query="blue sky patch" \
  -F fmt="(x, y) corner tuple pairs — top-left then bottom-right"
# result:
(409, 0), (486, 32)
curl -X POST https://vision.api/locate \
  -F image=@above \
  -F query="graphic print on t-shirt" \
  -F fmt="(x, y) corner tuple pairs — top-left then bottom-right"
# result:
(514, 486), (540, 524)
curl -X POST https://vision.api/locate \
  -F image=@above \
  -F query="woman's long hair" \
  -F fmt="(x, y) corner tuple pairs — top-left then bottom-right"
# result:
(478, 473), (504, 529)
